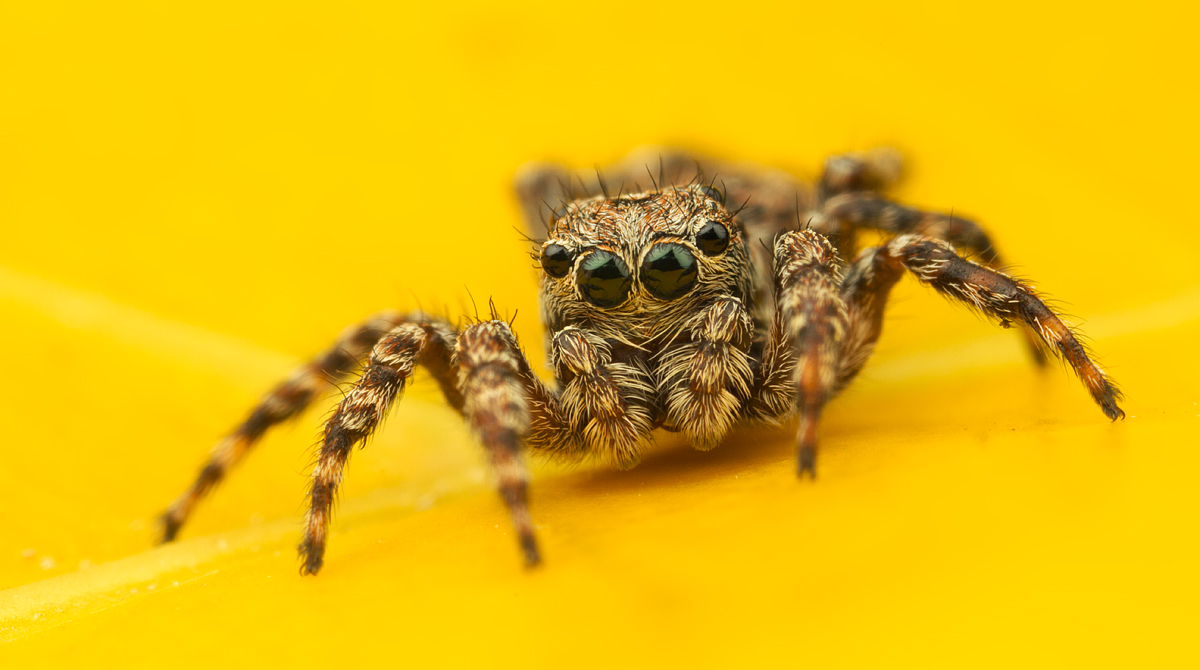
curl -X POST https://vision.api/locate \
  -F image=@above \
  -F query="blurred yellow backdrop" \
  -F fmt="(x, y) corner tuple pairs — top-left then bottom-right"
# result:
(1, 0), (1197, 666)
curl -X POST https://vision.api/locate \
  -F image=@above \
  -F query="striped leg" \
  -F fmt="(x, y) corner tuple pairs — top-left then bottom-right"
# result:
(455, 321), (540, 566)
(758, 230), (850, 477)
(299, 319), (460, 575)
(159, 311), (438, 542)
(833, 246), (907, 392)
(883, 234), (1124, 419)
(819, 192), (1048, 365)
(822, 192), (1004, 265)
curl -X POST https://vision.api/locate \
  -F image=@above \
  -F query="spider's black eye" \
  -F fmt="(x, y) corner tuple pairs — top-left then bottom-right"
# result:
(698, 184), (725, 205)
(540, 244), (574, 278)
(576, 250), (632, 308)
(695, 221), (730, 256)
(640, 243), (698, 301)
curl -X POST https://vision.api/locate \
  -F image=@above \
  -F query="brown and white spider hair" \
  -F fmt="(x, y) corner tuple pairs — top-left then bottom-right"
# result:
(159, 147), (1122, 574)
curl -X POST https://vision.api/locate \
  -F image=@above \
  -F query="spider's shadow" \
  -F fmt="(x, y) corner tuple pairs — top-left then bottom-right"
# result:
(547, 419), (852, 498)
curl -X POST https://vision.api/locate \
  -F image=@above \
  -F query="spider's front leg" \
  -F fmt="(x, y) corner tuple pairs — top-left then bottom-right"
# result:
(455, 321), (542, 566)
(160, 311), (433, 542)
(751, 230), (850, 476)
(299, 320), (460, 574)
(300, 319), (543, 574)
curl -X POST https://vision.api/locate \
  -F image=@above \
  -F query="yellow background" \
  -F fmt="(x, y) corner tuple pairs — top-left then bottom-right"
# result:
(2, 0), (1198, 666)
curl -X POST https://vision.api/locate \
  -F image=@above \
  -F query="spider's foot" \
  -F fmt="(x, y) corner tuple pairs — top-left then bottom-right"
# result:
(797, 445), (817, 479)
(1085, 367), (1125, 421)
(157, 510), (183, 544)
(298, 539), (324, 576)
(519, 531), (542, 568)
(1101, 396), (1126, 421)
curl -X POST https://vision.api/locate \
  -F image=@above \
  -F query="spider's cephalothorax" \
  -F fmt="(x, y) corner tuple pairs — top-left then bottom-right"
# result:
(530, 186), (757, 467)
(158, 148), (1124, 575)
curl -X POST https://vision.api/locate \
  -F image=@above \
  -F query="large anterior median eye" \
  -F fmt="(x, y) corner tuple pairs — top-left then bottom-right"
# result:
(640, 243), (698, 300)
(576, 250), (632, 307)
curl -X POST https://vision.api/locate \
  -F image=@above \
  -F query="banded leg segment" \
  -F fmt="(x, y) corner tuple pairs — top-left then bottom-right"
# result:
(884, 234), (1124, 419)
(820, 192), (1047, 365)
(822, 192), (1003, 265)
(299, 320), (458, 575)
(455, 321), (540, 566)
(833, 246), (907, 392)
(160, 311), (414, 542)
(763, 230), (850, 476)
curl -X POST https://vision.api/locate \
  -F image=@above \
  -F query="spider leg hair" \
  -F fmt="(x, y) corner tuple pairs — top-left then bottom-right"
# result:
(756, 230), (850, 477)
(883, 234), (1124, 419)
(299, 318), (461, 575)
(833, 246), (907, 392)
(454, 320), (541, 566)
(158, 311), (437, 543)
(546, 327), (655, 469)
(820, 191), (1048, 366)
(657, 297), (755, 450)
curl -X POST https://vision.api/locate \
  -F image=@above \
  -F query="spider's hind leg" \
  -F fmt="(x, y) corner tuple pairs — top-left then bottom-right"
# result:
(818, 147), (904, 200)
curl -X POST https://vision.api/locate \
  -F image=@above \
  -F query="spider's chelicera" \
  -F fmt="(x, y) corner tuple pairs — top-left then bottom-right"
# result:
(159, 148), (1124, 575)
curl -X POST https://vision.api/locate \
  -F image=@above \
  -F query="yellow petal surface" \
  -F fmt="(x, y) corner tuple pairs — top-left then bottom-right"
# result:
(2, 1), (1198, 667)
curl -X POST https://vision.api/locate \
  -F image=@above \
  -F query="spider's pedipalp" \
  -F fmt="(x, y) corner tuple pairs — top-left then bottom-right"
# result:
(657, 297), (755, 450)
(549, 327), (655, 469)
(884, 234), (1124, 419)
(299, 320), (459, 575)
(160, 310), (413, 543)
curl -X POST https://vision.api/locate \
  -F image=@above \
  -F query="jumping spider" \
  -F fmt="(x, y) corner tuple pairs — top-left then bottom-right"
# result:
(159, 148), (1124, 574)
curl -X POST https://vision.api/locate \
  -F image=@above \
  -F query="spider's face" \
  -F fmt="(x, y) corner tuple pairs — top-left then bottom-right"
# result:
(537, 185), (752, 342)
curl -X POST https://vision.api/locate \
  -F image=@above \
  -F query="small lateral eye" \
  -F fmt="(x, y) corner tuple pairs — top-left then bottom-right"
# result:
(540, 243), (574, 278)
(695, 221), (730, 256)
(698, 184), (725, 205)
(576, 250), (632, 308)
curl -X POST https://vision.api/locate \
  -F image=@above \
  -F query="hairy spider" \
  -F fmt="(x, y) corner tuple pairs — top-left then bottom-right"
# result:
(159, 147), (1124, 574)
